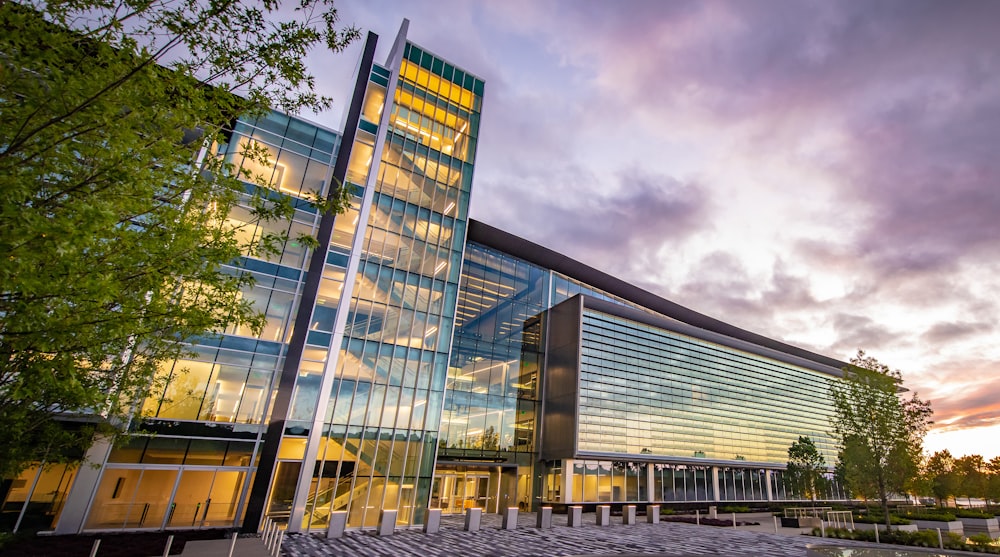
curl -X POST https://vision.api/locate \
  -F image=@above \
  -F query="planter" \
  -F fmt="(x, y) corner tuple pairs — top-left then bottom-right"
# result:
(782, 516), (822, 528)
(960, 517), (999, 539)
(911, 519), (964, 535)
(853, 522), (918, 532)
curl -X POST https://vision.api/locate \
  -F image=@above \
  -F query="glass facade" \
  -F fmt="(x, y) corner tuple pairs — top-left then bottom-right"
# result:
(577, 310), (839, 463)
(570, 460), (648, 503)
(288, 42), (485, 531)
(653, 463), (713, 502)
(434, 243), (547, 512)
(536, 298), (847, 505)
(78, 111), (342, 533)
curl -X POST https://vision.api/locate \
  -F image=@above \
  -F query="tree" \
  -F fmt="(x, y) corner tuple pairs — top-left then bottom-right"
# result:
(829, 350), (933, 530)
(954, 454), (987, 507)
(986, 456), (1000, 505)
(785, 436), (829, 503)
(0, 0), (358, 478)
(835, 435), (878, 504)
(922, 450), (959, 506)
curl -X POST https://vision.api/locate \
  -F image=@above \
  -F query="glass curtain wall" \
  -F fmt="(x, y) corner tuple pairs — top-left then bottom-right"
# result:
(297, 45), (484, 530)
(437, 243), (548, 512)
(87, 112), (341, 532)
(576, 310), (840, 463)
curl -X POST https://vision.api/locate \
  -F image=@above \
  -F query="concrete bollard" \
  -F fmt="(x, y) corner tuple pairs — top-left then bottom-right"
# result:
(327, 511), (348, 538)
(596, 505), (611, 526)
(773, 515), (779, 533)
(696, 509), (700, 525)
(568, 506), (583, 527)
(536, 506), (552, 528)
(423, 508), (442, 534)
(733, 512), (737, 529)
(874, 526), (879, 544)
(708, 505), (717, 519)
(646, 505), (660, 524)
(623, 505), (636, 525)
(378, 509), (397, 536)
(937, 528), (943, 549)
(502, 507), (518, 530)
(820, 520), (826, 538)
(464, 507), (482, 531)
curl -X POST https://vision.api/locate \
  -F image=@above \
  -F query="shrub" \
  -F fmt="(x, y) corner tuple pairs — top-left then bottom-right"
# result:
(899, 510), (958, 522)
(968, 533), (994, 547)
(955, 509), (994, 519)
(853, 513), (912, 525)
(718, 505), (750, 513)
(806, 526), (993, 552)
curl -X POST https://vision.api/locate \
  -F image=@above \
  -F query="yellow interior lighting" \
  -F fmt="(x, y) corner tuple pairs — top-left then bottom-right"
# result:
(400, 60), (475, 112)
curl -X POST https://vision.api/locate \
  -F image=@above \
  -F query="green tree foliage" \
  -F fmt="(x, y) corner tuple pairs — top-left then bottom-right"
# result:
(0, 0), (358, 478)
(954, 454), (987, 506)
(785, 436), (829, 502)
(921, 450), (959, 505)
(987, 456), (1000, 505)
(835, 435), (879, 504)
(829, 350), (933, 530)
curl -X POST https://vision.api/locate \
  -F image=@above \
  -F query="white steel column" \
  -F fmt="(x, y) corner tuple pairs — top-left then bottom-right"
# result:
(54, 437), (113, 534)
(561, 460), (574, 503)
(286, 21), (410, 533)
(711, 467), (721, 502)
(646, 464), (655, 502)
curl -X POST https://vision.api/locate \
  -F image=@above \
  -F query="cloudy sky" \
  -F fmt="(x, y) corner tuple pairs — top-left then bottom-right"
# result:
(304, 0), (1000, 459)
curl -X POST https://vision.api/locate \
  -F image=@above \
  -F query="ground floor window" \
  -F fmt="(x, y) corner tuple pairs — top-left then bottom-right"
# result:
(84, 466), (249, 531)
(570, 461), (647, 502)
(653, 463), (713, 502)
(0, 463), (78, 533)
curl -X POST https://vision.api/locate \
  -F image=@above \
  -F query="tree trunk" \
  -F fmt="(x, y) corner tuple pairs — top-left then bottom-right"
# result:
(879, 475), (891, 531)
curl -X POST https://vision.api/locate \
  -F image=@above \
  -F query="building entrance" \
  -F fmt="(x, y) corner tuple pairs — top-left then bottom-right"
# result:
(430, 464), (518, 514)
(431, 472), (489, 514)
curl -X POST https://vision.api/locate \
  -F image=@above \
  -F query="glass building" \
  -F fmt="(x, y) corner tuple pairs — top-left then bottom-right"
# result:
(2, 20), (852, 536)
(445, 222), (850, 511)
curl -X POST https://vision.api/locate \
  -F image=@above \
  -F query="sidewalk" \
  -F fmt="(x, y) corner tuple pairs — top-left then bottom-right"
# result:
(280, 510), (872, 557)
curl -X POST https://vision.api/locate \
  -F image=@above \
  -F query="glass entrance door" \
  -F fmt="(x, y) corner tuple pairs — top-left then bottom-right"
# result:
(430, 471), (491, 514)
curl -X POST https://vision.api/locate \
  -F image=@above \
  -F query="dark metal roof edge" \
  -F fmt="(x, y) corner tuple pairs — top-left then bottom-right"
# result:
(467, 219), (848, 371)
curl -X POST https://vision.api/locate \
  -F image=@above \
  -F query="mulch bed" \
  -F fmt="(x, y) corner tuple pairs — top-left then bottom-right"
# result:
(661, 515), (760, 527)
(1, 529), (228, 557)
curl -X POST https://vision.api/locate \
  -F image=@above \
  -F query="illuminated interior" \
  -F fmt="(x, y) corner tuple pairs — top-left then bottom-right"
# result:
(391, 60), (475, 161)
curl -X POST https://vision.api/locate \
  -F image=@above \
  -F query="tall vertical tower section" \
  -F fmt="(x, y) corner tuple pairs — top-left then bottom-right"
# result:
(246, 21), (485, 532)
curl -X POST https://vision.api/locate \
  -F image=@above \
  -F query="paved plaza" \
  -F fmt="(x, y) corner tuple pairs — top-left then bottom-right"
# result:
(280, 512), (874, 557)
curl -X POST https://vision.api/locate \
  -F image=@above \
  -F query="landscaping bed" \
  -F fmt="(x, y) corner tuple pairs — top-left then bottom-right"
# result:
(809, 527), (1000, 554)
(661, 515), (760, 527)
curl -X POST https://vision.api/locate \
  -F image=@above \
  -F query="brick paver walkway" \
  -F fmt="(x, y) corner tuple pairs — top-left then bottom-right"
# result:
(281, 512), (875, 557)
